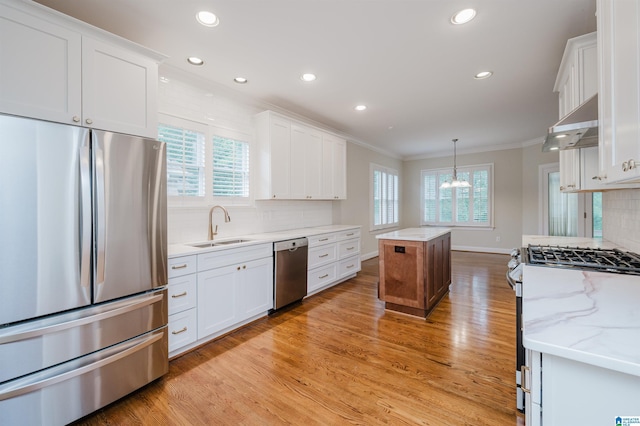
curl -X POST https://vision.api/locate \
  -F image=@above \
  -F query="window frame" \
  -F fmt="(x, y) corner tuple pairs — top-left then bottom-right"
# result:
(158, 113), (252, 207)
(370, 163), (400, 231)
(420, 163), (494, 228)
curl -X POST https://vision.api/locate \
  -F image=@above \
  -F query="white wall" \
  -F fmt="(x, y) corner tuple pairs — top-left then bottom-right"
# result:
(603, 189), (640, 253)
(403, 147), (523, 254)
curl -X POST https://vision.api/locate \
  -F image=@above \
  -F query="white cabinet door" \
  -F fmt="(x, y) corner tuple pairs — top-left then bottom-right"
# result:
(322, 134), (347, 199)
(269, 115), (291, 199)
(238, 257), (273, 320)
(559, 150), (580, 191)
(197, 265), (238, 339)
(0, 4), (82, 124)
(598, 0), (640, 183)
(291, 124), (322, 199)
(82, 37), (158, 138)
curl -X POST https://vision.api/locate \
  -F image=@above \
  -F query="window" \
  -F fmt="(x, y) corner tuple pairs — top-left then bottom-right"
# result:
(420, 164), (493, 227)
(158, 114), (250, 205)
(371, 164), (399, 230)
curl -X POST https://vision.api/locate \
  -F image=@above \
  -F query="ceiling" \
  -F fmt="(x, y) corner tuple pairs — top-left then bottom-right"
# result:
(34, 0), (596, 159)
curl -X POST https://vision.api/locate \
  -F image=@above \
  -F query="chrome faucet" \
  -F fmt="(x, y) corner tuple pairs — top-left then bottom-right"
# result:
(208, 205), (231, 240)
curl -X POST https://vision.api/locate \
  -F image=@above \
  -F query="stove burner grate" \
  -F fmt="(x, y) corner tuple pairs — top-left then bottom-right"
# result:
(526, 245), (640, 275)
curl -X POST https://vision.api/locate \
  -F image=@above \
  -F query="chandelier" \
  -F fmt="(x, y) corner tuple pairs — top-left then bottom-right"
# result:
(440, 138), (471, 189)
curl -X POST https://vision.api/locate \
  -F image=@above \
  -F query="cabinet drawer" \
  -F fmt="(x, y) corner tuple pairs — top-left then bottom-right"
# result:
(197, 243), (272, 271)
(337, 229), (360, 241)
(338, 238), (360, 259)
(307, 233), (337, 247)
(168, 274), (196, 315)
(338, 255), (361, 279)
(308, 263), (337, 293)
(168, 255), (196, 278)
(168, 308), (197, 353)
(308, 243), (337, 269)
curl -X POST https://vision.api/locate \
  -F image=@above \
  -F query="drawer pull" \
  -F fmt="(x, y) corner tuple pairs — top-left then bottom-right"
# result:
(346, 247), (355, 250)
(171, 264), (188, 270)
(319, 238), (329, 242)
(172, 327), (187, 335)
(521, 365), (530, 394)
(171, 291), (187, 298)
(346, 264), (355, 269)
(319, 274), (329, 279)
(346, 233), (354, 236)
(319, 254), (329, 258)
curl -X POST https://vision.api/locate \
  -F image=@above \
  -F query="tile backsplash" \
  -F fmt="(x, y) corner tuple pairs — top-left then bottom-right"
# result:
(603, 188), (640, 253)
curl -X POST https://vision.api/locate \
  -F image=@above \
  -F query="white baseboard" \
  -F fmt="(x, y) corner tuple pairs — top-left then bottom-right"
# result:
(361, 251), (378, 261)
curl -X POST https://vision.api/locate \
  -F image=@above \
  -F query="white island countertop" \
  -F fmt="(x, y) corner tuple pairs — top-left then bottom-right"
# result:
(375, 227), (452, 242)
(522, 246), (640, 377)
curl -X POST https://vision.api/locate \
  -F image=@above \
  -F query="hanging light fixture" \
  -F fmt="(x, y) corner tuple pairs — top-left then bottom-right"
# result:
(440, 138), (471, 189)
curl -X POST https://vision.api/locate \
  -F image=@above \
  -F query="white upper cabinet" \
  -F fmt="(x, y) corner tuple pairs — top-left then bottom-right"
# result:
(82, 37), (158, 138)
(255, 110), (347, 200)
(597, 0), (640, 183)
(0, 0), (163, 138)
(555, 32), (597, 192)
(0, 3), (82, 124)
(321, 133), (347, 199)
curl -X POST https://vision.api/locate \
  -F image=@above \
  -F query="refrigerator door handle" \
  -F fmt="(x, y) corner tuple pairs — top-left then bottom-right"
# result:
(79, 137), (92, 296)
(94, 131), (106, 293)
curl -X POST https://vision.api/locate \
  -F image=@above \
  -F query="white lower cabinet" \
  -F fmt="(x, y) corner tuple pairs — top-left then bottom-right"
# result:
(197, 245), (273, 341)
(167, 255), (197, 355)
(307, 228), (361, 296)
(525, 349), (640, 425)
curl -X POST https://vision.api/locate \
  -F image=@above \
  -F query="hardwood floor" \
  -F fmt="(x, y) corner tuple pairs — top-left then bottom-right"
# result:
(73, 251), (525, 425)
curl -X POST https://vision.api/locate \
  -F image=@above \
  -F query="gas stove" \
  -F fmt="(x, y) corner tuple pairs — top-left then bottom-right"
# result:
(525, 245), (640, 275)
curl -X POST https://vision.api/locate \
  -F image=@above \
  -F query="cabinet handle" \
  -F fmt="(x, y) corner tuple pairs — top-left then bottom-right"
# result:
(346, 247), (355, 251)
(567, 184), (576, 188)
(172, 327), (187, 335)
(85, 118), (93, 125)
(346, 264), (355, 269)
(72, 116), (81, 123)
(171, 264), (188, 270)
(171, 291), (187, 298)
(319, 254), (329, 258)
(520, 365), (530, 394)
(319, 238), (329, 242)
(346, 233), (354, 236)
(319, 274), (329, 279)
(559, 185), (565, 191)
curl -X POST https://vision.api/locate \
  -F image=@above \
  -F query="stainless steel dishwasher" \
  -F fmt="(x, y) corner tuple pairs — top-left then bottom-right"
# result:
(272, 237), (308, 310)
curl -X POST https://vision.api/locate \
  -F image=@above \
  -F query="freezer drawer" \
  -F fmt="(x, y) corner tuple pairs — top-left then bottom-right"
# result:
(0, 289), (167, 384)
(0, 327), (168, 426)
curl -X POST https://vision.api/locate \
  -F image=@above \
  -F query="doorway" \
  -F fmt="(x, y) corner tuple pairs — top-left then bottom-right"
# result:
(540, 163), (602, 238)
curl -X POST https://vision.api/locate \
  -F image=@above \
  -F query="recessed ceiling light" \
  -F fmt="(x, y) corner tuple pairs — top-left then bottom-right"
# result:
(474, 71), (493, 79)
(301, 73), (317, 82)
(451, 8), (476, 25)
(234, 77), (248, 84)
(354, 105), (367, 111)
(187, 56), (204, 66)
(196, 11), (219, 27)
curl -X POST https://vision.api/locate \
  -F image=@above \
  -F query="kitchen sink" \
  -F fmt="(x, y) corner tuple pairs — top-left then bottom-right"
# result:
(188, 239), (253, 248)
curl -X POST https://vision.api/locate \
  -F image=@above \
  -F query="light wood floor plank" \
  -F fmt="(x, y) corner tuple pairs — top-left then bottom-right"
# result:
(72, 251), (524, 425)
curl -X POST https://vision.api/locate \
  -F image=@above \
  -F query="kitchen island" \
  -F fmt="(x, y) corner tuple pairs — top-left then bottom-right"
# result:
(376, 228), (451, 317)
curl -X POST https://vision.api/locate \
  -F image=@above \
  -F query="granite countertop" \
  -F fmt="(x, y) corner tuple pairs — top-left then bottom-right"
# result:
(375, 227), (452, 242)
(169, 225), (361, 257)
(521, 235), (640, 377)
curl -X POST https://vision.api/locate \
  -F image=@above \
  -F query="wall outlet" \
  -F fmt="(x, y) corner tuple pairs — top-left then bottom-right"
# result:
(496, 236), (501, 242)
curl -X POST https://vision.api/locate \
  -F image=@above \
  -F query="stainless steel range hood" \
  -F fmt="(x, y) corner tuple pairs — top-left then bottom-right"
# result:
(542, 94), (598, 152)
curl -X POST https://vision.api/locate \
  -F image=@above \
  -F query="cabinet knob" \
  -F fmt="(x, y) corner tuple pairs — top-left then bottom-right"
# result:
(85, 118), (93, 125)
(559, 185), (566, 191)
(629, 159), (636, 170)
(273, 195), (276, 198)
(72, 116), (81, 123)
(242, 265), (246, 269)
(237, 266), (241, 271)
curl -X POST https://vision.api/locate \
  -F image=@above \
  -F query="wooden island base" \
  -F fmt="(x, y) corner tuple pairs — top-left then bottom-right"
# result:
(377, 228), (451, 318)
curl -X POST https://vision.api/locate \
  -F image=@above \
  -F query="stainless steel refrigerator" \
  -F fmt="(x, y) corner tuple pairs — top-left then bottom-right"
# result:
(0, 113), (168, 425)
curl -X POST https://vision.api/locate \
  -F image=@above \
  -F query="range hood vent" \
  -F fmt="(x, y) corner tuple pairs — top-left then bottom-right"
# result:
(542, 94), (598, 152)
